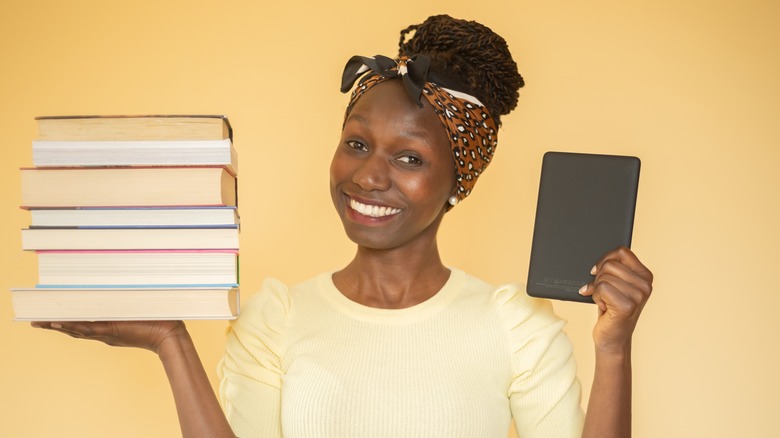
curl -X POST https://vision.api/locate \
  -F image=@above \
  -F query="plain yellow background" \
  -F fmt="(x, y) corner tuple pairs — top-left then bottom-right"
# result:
(1, 1), (778, 436)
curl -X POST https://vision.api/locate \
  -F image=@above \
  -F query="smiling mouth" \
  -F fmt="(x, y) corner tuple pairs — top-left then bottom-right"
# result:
(349, 198), (402, 218)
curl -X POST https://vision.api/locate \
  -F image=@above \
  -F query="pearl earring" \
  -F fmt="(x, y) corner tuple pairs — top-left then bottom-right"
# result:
(448, 195), (458, 206)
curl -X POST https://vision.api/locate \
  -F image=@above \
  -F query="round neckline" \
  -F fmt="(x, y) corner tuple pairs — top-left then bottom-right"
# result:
(319, 267), (465, 323)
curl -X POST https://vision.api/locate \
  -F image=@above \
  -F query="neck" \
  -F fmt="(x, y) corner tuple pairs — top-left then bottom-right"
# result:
(333, 240), (450, 309)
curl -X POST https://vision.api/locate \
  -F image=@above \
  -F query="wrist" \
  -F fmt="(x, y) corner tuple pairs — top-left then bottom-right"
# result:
(155, 324), (192, 358)
(594, 335), (632, 354)
(594, 344), (632, 368)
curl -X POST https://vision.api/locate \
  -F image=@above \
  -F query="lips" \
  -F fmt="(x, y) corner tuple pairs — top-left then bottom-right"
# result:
(349, 197), (402, 218)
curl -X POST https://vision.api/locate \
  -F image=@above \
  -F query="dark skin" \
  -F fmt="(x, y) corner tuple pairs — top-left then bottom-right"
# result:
(33, 79), (652, 437)
(581, 246), (653, 437)
(330, 80), (456, 308)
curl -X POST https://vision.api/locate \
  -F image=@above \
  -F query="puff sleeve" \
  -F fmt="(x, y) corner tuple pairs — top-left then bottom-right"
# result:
(217, 278), (290, 438)
(494, 284), (584, 437)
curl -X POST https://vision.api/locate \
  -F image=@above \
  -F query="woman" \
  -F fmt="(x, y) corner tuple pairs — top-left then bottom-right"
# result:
(34, 15), (652, 437)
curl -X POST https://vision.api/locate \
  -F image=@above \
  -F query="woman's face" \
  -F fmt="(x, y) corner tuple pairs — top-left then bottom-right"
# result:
(330, 80), (456, 251)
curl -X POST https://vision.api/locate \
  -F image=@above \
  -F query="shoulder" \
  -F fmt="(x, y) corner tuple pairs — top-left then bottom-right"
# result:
(491, 281), (561, 328)
(222, 279), (290, 359)
(456, 270), (568, 350)
(237, 278), (291, 324)
(231, 273), (327, 335)
(487, 281), (573, 375)
(224, 274), (329, 361)
(455, 269), (559, 323)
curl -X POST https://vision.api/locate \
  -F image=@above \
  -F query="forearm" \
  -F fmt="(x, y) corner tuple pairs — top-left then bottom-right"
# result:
(582, 348), (632, 438)
(158, 329), (235, 438)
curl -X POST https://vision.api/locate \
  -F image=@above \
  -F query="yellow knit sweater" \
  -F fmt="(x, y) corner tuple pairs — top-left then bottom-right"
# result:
(218, 268), (583, 437)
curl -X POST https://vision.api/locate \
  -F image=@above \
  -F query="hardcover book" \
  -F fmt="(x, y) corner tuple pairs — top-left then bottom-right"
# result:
(21, 227), (239, 251)
(32, 138), (237, 173)
(21, 166), (237, 208)
(11, 286), (240, 321)
(35, 115), (232, 141)
(36, 250), (238, 287)
(28, 206), (239, 228)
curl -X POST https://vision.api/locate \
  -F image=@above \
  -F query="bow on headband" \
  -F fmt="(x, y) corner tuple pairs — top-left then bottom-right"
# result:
(341, 55), (432, 107)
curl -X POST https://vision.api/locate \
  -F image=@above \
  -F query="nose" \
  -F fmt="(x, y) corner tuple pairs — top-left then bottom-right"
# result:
(352, 153), (391, 192)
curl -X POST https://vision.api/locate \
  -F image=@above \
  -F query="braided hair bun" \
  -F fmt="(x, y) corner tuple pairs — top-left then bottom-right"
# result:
(398, 14), (524, 125)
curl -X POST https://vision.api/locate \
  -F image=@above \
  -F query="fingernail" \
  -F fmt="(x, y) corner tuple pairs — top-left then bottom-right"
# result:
(579, 284), (588, 295)
(51, 322), (62, 329)
(590, 265), (597, 275)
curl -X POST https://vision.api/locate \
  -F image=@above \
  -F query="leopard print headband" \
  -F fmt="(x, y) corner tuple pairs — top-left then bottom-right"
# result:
(341, 55), (498, 204)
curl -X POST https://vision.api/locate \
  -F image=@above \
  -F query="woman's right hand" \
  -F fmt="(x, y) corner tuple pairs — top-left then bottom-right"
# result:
(31, 320), (187, 354)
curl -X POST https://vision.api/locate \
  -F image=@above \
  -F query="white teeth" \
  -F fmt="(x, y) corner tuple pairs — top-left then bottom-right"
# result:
(350, 198), (401, 218)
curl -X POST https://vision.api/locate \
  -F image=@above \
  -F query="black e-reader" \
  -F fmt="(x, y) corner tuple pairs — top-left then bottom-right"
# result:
(526, 151), (641, 303)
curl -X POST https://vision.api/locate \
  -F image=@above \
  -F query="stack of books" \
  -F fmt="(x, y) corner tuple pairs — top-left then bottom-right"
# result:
(11, 115), (240, 321)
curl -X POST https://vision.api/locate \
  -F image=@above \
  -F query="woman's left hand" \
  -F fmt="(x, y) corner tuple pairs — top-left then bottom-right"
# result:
(579, 246), (653, 354)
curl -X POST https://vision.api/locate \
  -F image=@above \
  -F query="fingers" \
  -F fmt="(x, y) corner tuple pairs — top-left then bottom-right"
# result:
(577, 247), (655, 352)
(579, 246), (653, 313)
(30, 320), (187, 352)
(31, 321), (133, 348)
(593, 246), (654, 285)
(31, 321), (114, 342)
(588, 273), (647, 317)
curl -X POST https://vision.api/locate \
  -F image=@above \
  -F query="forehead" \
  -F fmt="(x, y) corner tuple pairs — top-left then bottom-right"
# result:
(345, 79), (450, 146)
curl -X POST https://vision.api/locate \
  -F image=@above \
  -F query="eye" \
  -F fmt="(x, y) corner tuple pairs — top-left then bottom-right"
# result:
(396, 155), (423, 166)
(345, 140), (368, 152)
